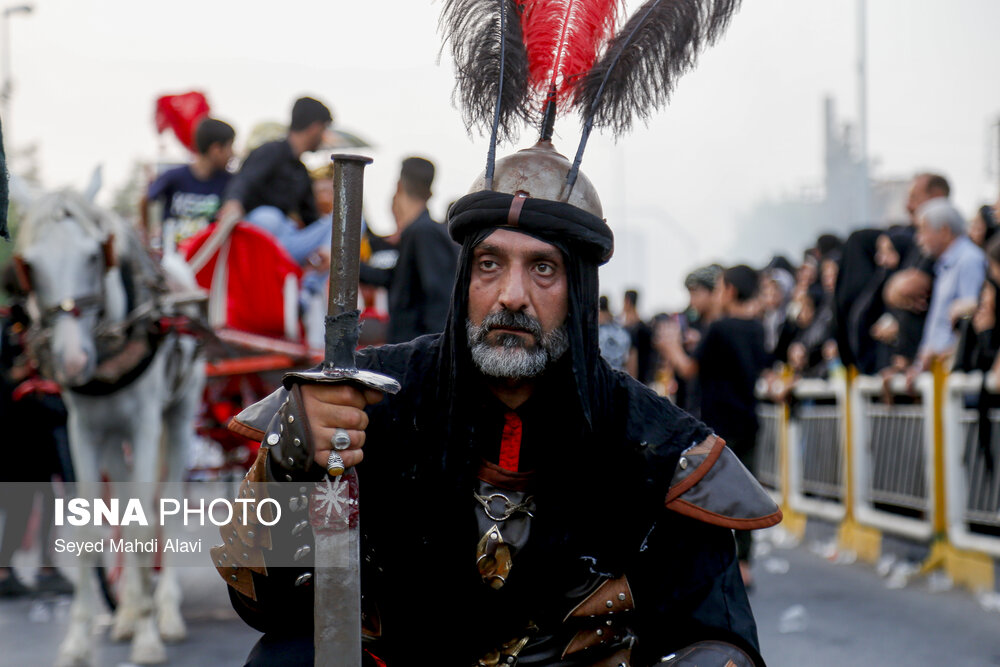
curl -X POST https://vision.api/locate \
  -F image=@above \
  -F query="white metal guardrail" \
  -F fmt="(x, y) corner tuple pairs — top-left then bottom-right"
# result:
(851, 374), (936, 541)
(755, 396), (783, 499)
(944, 372), (1000, 557)
(787, 377), (847, 522)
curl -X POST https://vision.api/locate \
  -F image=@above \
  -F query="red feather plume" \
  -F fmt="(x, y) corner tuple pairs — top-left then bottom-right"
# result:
(519, 0), (620, 126)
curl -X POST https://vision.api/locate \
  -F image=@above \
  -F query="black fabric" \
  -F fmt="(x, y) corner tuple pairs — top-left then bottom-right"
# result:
(695, 317), (768, 456)
(358, 210), (458, 344)
(224, 140), (318, 223)
(675, 316), (707, 416)
(232, 335), (753, 665)
(627, 319), (656, 385)
(448, 190), (614, 265)
(835, 229), (881, 371)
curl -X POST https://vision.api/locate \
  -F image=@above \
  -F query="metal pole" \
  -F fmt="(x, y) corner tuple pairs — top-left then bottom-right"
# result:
(857, 0), (870, 224)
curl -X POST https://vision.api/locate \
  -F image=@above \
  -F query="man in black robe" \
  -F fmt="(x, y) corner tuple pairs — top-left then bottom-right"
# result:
(359, 157), (459, 343)
(212, 144), (780, 666)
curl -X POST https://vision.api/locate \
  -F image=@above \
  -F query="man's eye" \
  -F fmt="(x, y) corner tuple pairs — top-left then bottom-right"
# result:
(536, 263), (554, 276)
(480, 260), (497, 270)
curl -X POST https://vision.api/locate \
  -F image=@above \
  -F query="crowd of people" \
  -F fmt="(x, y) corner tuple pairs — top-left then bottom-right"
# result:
(591, 172), (1000, 588)
(641, 172), (999, 394)
(5, 90), (998, 612)
(141, 95), (460, 350)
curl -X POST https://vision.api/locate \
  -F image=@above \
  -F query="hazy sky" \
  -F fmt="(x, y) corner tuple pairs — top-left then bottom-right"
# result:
(8, 0), (1000, 312)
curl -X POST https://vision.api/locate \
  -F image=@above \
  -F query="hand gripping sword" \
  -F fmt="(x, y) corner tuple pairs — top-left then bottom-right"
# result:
(284, 154), (400, 666)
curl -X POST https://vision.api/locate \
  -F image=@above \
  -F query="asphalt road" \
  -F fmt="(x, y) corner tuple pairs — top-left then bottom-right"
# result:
(1, 528), (997, 666)
(750, 529), (1000, 666)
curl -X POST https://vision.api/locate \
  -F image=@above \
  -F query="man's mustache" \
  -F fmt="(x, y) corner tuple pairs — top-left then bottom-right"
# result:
(481, 310), (543, 339)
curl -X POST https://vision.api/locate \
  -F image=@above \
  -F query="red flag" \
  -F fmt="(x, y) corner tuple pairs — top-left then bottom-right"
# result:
(155, 91), (211, 151)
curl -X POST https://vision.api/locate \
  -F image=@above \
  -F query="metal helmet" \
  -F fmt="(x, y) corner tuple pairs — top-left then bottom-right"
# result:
(468, 141), (603, 219)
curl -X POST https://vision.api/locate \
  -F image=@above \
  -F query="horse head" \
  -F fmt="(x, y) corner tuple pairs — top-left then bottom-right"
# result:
(15, 190), (129, 387)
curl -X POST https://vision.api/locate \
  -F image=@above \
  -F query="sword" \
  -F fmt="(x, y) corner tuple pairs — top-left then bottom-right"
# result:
(284, 154), (400, 666)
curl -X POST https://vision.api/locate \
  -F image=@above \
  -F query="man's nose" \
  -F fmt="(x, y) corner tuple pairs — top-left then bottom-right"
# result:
(498, 269), (529, 312)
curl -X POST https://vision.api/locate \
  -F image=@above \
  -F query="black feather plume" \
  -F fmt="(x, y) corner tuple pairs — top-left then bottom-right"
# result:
(562, 0), (740, 193)
(440, 0), (532, 142)
(576, 0), (741, 134)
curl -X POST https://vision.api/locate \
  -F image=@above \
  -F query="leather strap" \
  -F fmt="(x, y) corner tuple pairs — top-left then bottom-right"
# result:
(507, 192), (529, 226)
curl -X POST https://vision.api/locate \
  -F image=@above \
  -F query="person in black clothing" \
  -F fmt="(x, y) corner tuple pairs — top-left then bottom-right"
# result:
(669, 265), (722, 416)
(969, 204), (998, 250)
(621, 289), (655, 385)
(359, 157), (459, 343)
(658, 265), (768, 587)
(698, 267), (768, 586)
(211, 147), (778, 666)
(0, 268), (75, 597)
(217, 97), (333, 263)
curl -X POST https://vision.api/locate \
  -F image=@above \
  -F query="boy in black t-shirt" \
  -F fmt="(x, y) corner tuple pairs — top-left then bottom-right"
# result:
(698, 265), (768, 585)
(658, 264), (768, 586)
(143, 117), (235, 247)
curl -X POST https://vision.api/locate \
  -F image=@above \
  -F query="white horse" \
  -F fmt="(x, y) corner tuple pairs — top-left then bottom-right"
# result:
(14, 189), (206, 666)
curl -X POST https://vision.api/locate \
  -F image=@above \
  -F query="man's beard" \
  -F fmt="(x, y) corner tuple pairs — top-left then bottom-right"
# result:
(466, 310), (569, 379)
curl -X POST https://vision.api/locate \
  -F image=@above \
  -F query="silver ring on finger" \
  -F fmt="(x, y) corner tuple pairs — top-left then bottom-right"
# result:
(325, 452), (345, 477)
(331, 428), (351, 451)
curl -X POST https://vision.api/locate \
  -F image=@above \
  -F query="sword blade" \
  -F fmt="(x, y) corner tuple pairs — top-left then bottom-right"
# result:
(313, 154), (370, 667)
(312, 473), (362, 666)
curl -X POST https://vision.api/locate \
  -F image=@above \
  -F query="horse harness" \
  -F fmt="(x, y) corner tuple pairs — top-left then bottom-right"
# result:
(14, 237), (207, 396)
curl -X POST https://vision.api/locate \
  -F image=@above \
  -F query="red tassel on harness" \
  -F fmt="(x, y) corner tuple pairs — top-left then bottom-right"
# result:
(12, 254), (31, 293)
(102, 233), (117, 269)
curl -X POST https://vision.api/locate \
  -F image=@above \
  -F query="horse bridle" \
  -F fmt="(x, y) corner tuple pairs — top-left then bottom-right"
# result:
(14, 233), (117, 327)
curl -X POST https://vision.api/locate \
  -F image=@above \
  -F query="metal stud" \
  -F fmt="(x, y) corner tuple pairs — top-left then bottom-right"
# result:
(618, 592), (626, 601)
(285, 474), (293, 482)
(606, 619), (613, 626)
(299, 487), (307, 494)
(287, 415), (295, 424)
(230, 574), (238, 581)
(596, 629), (603, 637)
(221, 552), (228, 560)
(227, 537), (233, 545)
(294, 573), (312, 587)
(679, 457), (688, 470)
(292, 520), (309, 536)
(506, 658), (515, 665)
(290, 497), (301, 511)
(294, 545), (311, 561)
(249, 488), (255, 497)
(293, 438), (301, 447)
(287, 457), (295, 467)
(267, 433), (280, 446)
(606, 600), (614, 608)
(247, 531), (256, 540)
(217, 560), (224, 567)
(242, 552), (249, 561)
